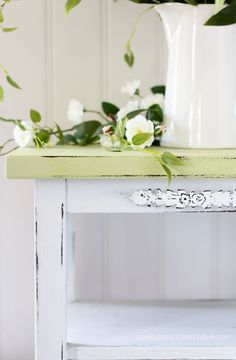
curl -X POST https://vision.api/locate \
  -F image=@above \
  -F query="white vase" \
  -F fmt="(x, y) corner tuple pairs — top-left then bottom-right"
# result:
(155, 4), (236, 148)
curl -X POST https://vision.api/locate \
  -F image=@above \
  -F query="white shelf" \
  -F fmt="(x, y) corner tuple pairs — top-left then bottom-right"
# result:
(67, 300), (236, 360)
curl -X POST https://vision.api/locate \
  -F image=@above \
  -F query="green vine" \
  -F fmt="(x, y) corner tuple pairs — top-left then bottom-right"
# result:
(0, 0), (183, 184)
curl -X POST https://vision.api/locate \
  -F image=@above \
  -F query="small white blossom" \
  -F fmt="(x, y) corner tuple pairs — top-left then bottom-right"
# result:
(67, 99), (84, 124)
(117, 100), (139, 121)
(100, 134), (122, 151)
(126, 114), (154, 149)
(121, 79), (141, 97)
(13, 121), (34, 148)
(140, 93), (164, 109)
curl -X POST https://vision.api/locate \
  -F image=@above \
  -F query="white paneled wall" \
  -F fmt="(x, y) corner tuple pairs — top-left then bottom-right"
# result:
(1, 1), (236, 359)
(0, 1), (47, 360)
(73, 213), (236, 301)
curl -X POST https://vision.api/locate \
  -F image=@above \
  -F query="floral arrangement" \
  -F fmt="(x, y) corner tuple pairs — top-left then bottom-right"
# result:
(0, 0), (183, 182)
(0, 78), (181, 182)
(66, 0), (236, 25)
(0, 0), (181, 181)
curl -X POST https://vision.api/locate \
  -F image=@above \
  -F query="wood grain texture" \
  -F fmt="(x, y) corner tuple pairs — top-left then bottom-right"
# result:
(6, 145), (236, 179)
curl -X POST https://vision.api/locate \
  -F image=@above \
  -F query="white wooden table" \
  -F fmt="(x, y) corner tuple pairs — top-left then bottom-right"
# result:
(6, 145), (236, 360)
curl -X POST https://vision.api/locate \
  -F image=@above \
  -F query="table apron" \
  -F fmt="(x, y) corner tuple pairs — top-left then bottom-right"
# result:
(67, 178), (236, 214)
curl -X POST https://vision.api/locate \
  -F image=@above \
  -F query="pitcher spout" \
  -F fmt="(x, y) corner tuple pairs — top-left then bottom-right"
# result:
(155, 3), (190, 47)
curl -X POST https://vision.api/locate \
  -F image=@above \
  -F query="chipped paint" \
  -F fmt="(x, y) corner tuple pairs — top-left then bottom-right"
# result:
(61, 203), (64, 267)
(6, 145), (236, 179)
(61, 342), (64, 360)
(35, 206), (39, 322)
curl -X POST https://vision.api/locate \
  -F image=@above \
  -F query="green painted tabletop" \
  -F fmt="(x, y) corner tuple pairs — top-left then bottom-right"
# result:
(6, 145), (236, 179)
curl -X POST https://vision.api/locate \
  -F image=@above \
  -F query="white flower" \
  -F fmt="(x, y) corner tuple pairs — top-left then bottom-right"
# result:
(13, 121), (34, 148)
(67, 99), (84, 124)
(121, 79), (141, 97)
(100, 134), (122, 151)
(126, 114), (154, 149)
(117, 100), (139, 121)
(140, 94), (164, 109)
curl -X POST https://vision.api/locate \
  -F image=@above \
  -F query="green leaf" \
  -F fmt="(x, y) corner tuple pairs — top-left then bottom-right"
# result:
(65, 0), (81, 14)
(63, 134), (77, 144)
(102, 102), (119, 117)
(124, 51), (134, 67)
(146, 104), (163, 122)
(205, 4), (236, 26)
(128, 0), (159, 3)
(74, 120), (101, 146)
(6, 75), (21, 90)
(160, 162), (172, 185)
(2, 27), (18, 32)
(15, 120), (26, 131)
(151, 85), (166, 95)
(132, 132), (152, 146)
(30, 109), (41, 123)
(56, 124), (65, 144)
(0, 11), (4, 23)
(185, 0), (198, 5)
(115, 119), (125, 139)
(36, 129), (50, 144)
(161, 151), (182, 166)
(0, 86), (4, 102)
(126, 109), (145, 119)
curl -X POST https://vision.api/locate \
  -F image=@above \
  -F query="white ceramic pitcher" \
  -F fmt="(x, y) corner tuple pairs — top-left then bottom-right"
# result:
(155, 4), (236, 148)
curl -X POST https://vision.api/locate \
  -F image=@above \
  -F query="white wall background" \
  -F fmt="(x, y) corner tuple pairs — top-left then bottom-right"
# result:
(1, 1), (236, 359)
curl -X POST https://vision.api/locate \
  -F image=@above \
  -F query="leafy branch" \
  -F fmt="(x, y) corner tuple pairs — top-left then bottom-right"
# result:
(0, 1), (20, 102)
(0, 81), (182, 182)
(0, 1), (183, 182)
(124, 5), (154, 67)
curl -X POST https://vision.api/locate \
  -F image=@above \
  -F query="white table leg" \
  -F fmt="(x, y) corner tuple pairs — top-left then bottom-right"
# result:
(66, 214), (76, 302)
(34, 180), (67, 360)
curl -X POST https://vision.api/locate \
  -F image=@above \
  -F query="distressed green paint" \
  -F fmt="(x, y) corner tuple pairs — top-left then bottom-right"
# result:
(6, 145), (236, 179)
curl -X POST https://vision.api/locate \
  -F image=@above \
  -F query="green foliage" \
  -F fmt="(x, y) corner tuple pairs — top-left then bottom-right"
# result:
(160, 161), (172, 184)
(151, 85), (166, 95)
(15, 120), (26, 131)
(0, 86), (4, 102)
(115, 119), (126, 139)
(56, 124), (65, 144)
(74, 120), (101, 145)
(126, 109), (145, 119)
(132, 132), (152, 146)
(146, 104), (163, 122)
(205, 2), (236, 25)
(65, 0), (81, 14)
(102, 102), (119, 117)
(129, 0), (159, 3)
(124, 50), (135, 67)
(36, 129), (50, 144)
(185, 0), (198, 5)
(161, 151), (182, 166)
(0, 10), (4, 23)
(63, 134), (78, 144)
(30, 109), (41, 123)
(2, 26), (17, 32)
(6, 75), (21, 90)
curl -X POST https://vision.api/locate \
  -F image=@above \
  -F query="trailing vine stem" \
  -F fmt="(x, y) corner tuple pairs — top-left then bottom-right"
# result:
(85, 109), (109, 122)
(0, 107), (111, 156)
(0, 146), (18, 157)
(124, 5), (154, 67)
(0, 116), (16, 123)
